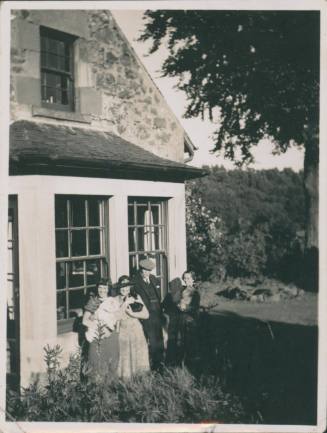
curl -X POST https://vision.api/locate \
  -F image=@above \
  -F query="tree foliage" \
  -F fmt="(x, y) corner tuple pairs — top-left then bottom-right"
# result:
(186, 167), (305, 283)
(139, 10), (319, 165)
(140, 10), (319, 290)
(185, 186), (224, 280)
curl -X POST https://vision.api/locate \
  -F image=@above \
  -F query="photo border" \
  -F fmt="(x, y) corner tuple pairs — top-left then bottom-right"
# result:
(0, 1), (326, 432)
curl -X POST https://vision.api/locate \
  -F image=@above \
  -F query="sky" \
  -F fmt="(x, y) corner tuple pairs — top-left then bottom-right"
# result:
(112, 9), (304, 171)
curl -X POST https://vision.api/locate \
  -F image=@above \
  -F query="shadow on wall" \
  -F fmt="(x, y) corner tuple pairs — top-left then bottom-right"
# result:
(196, 310), (318, 425)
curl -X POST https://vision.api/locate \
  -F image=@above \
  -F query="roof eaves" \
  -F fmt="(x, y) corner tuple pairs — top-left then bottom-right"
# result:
(10, 154), (207, 182)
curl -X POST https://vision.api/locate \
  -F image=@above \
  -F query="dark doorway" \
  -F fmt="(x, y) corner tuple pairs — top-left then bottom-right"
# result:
(7, 195), (20, 390)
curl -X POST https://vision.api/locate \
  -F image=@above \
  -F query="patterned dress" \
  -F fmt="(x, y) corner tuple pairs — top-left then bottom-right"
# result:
(117, 295), (150, 380)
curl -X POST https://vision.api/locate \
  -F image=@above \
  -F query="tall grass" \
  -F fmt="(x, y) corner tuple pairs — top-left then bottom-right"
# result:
(7, 346), (247, 423)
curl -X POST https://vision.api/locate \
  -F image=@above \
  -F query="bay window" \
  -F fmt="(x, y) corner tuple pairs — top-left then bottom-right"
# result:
(55, 196), (109, 333)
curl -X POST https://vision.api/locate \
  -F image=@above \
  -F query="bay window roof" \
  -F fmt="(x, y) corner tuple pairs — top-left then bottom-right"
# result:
(10, 120), (206, 182)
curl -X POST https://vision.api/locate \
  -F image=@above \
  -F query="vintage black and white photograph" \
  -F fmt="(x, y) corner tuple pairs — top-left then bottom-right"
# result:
(0, 0), (325, 431)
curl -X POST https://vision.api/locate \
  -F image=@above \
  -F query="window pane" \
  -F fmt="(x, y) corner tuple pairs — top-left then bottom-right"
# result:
(86, 259), (102, 286)
(61, 75), (68, 91)
(151, 205), (160, 225)
(136, 206), (147, 225)
(153, 226), (161, 250)
(68, 261), (84, 287)
(48, 52), (59, 69)
(68, 289), (85, 317)
(64, 55), (71, 72)
(57, 40), (65, 56)
(144, 208), (155, 227)
(55, 197), (68, 228)
(88, 198), (101, 226)
(48, 38), (58, 54)
(56, 230), (68, 258)
(89, 229), (101, 255)
(129, 255), (138, 277)
(43, 85), (58, 104)
(56, 87), (62, 105)
(56, 262), (66, 290)
(71, 198), (86, 227)
(41, 85), (46, 101)
(128, 227), (136, 252)
(57, 292), (67, 320)
(61, 89), (68, 106)
(144, 225), (156, 251)
(71, 230), (86, 257)
(137, 228), (145, 251)
(43, 72), (59, 88)
(41, 51), (49, 68)
(58, 55), (65, 71)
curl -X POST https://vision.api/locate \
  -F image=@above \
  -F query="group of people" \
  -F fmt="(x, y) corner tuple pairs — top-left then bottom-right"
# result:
(77, 258), (200, 382)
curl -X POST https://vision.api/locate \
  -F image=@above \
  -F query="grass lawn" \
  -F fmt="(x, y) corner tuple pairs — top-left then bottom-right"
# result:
(195, 282), (318, 425)
(202, 287), (317, 326)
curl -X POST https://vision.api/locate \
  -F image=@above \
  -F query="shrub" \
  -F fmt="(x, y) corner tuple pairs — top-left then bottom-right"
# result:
(224, 225), (267, 278)
(7, 345), (248, 423)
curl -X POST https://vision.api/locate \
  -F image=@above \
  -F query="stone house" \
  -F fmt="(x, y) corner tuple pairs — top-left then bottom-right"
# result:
(7, 9), (204, 388)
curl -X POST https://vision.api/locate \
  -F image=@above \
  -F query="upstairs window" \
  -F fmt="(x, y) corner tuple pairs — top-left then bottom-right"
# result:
(40, 27), (75, 111)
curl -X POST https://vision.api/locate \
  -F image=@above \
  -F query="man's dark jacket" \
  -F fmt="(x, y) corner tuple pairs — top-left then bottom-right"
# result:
(133, 272), (164, 369)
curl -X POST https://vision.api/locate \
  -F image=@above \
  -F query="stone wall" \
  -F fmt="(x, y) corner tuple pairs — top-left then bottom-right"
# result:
(10, 9), (184, 162)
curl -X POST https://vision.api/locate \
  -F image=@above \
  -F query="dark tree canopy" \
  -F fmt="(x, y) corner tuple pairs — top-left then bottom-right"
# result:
(139, 10), (320, 165)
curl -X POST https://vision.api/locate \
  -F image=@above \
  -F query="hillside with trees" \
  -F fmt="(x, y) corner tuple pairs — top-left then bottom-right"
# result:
(186, 167), (305, 286)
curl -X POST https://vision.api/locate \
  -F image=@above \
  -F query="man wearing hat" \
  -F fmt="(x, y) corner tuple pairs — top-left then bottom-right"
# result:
(133, 258), (164, 370)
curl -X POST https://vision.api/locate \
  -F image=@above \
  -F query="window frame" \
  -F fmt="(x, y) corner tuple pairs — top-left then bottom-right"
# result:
(40, 26), (76, 112)
(128, 197), (169, 299)
(55, 195), (110, 334)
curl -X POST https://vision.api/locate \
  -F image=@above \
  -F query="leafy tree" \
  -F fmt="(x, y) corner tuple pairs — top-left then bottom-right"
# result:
(185, 184), (224, 280)
(186, 168), (305, 283)
(140, 10), (319, 290)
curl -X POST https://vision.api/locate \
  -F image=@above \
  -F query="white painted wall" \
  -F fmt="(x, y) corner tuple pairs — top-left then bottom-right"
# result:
(8, 175), (186, 386)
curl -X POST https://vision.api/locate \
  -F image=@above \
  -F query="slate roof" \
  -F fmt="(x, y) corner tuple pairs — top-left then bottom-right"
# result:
(10, 120), (206, 182)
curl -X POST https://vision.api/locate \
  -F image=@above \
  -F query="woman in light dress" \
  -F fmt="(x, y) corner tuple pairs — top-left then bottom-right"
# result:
(82, 278), (122, 381)
(116, 275), (150, 380)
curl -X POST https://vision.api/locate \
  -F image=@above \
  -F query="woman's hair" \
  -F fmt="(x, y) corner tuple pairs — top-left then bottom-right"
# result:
(117, 275), (137, 298)
(182, 270), (196, 281)
(118, 275), (130, 285)
(96, 277), (114, 296)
